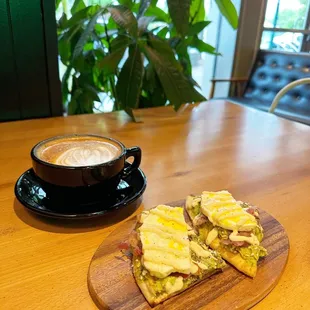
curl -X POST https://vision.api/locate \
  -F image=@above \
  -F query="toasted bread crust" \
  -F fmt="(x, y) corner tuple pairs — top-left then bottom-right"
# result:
(132, 253), (219, 307)
(131, 213), (222, 306)
(209, 238), (257, 277)
(185, 196), (259, 278)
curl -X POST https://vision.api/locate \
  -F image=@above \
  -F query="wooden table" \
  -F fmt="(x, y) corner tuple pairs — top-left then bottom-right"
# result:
(1, 101), (309, 309)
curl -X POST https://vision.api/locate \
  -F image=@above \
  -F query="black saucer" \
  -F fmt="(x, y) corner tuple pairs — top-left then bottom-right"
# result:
(15, 167), (147, 219)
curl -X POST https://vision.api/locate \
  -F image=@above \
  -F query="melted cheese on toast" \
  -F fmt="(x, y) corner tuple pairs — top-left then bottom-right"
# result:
(201, 191), (257, 232)
(139, 205), (192, 278)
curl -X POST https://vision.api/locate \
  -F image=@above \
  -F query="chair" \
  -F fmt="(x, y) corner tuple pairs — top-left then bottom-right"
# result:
(210, 50), (310, 125)
(269, 77), (310, 112)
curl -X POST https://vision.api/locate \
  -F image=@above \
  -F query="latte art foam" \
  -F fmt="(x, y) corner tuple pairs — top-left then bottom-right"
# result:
(55, 144), (118, 166)
(36, 137), (122, 167)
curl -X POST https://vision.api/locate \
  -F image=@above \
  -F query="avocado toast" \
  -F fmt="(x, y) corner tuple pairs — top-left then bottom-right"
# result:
(121, 205), (226, 306)
(186, 191), (267, 277)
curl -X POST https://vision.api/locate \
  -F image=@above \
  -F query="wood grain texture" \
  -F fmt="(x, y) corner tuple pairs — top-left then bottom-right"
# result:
(88, 201), (289, 310)
(1, 101), (310, 309)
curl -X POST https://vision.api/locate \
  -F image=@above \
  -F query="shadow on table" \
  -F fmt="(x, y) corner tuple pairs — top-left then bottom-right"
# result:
(13, 197), (143, 233)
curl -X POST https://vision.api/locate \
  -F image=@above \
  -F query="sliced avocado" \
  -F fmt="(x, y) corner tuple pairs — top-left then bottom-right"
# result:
(239, 245), (267, 261)
(217, 226), (229, 239)
(189, 237), (226, 270)
(253, 225), (264, 242)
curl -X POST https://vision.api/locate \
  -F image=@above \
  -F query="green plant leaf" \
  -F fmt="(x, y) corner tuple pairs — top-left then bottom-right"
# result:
(167, 0), (191, 37)
(96, 35), (131, 75)
(78, 93), (95, 113)
(73, 8), (105, 59)
(106, 15), (118, 30)
(72, 51), (96, 74)
(69, 83), (97, 115)
(156, 27), (169, 38)
(145, 6), (169, 23)
(124, 107), (137, 121)
(215, 0), (238, 29)
(190, 0), (205, 23)
(188, 21), (211, 36)
(84, 72), (98, 89)
(68, 88), (83, 114)
(61, 65), (73, 104)
(151, 88), (167, 106)
(68, 97), (78, 115)
(144, 64), (167, 107)
(58, 34), (72, 64)
(76, 71), (102, 98)
(94, 24), (105, 34)
(93, 64), (104, 89)
(116, 44), (143, 112)
(57, 13), (68, 29)
(64, 5), (101, 29)
(93, 48), (105, 60)
(111, 34), (131, 51)
(190, 36), (219, 54)
(169, 37), (181, 49)
(142, 45), (205, 110)
(108, 5), (138, 37)
(88, 0), (113, 5)
(71, 0), (86, 15)
(118, 0), (134, 9)
(56, 0), (62, 10)
(84, 84), (101, 102)
(148, 35), (182, 71)
(58, 24), (84, 65)
(97, 47), (127, 74)
(177, 47), (192, 75)
(188, 75), (200, 88)
(84, 41), (94, 52)
(138, 0), (151, 18)
(143, 63), (156, 93)
(139, 96), (152, 108)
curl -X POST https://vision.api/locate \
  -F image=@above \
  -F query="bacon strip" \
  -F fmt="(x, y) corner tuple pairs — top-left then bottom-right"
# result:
(238, 231), (252, 237)
(220, 238), (248, 247)
(193, 214), (208, 226)
(119, 231), (143, 257)
(119, 241), (130, 250)
(246, 206), (259, 219)
(133, 247), (142, 256)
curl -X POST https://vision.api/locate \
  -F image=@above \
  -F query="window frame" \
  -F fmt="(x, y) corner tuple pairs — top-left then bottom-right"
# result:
(260, 0), (310, 53)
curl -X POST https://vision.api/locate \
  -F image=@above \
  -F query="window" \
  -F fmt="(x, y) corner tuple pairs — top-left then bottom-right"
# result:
(260, 0), (310, 53)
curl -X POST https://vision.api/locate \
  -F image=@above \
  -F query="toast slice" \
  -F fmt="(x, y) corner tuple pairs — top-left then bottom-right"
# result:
(186, 191), (267, 277)
(123, 205), (226, 307)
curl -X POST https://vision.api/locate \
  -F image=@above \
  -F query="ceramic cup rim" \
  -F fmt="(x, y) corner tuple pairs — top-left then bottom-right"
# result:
(31, 134), (126, 170)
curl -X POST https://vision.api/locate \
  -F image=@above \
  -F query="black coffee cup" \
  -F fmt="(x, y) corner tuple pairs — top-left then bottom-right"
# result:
(31, 134), (142, 191)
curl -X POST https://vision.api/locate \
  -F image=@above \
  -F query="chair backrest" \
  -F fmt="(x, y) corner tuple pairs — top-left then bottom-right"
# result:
(244, 50), (310, 115)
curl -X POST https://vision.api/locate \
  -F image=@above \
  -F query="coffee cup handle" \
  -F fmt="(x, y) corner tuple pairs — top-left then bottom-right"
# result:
(123, 146), (142, 177)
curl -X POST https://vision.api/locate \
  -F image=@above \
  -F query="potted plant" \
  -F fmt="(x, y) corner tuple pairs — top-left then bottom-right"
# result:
(57, 0), (238, 119)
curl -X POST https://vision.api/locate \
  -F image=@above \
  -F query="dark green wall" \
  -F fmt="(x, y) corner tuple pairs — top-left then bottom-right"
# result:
(0, 0), (62, 122)
(0, 0), (20, 120)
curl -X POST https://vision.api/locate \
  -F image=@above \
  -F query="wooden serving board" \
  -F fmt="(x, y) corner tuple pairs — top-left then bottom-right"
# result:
(88, 200), (289, 310)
